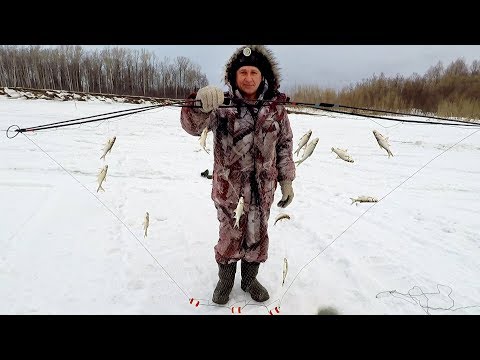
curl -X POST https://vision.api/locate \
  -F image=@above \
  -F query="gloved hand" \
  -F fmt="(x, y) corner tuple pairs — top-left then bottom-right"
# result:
(195, 85), (224, 113)
(277, 180), (294, 208)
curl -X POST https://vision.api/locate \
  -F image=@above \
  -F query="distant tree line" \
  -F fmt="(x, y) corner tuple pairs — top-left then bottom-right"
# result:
(1, 45), (478, 119)
(0, 45), (208, 98)
(289, 58), (480, 120)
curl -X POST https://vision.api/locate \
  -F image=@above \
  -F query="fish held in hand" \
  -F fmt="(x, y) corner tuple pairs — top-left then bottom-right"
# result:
(143, 211), (149, 237)
(294, 129), (312, 157)
(373, 130), (393, 157)
(331, 147), (354, 163)
(96, 165), (108, 192)
(100, 136), (116, 160)
(350, 195), (378, 205)
(294, 137), (319, 166)
(274, 213), (291, 226)
(233, 196), (244, 229)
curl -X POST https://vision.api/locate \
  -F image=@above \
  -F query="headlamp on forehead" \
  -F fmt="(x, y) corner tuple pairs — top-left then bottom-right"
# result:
(228, 46), (274, 90)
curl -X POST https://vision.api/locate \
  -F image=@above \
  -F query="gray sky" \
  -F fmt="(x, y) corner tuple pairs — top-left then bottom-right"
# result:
(80, 45), (479, 91)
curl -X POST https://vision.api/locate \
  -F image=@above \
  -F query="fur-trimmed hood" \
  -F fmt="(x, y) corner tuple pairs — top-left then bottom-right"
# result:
(224, 45), (281, 95)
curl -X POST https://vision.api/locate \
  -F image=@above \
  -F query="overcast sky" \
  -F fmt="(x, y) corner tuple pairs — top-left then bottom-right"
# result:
(79, 45), (479, 91)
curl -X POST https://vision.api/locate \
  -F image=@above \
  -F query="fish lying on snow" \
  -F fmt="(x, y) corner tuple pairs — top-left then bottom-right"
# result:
(143, 211), (150, 237)
(282, 257), (288, 286)
(350, 195), (378, 205)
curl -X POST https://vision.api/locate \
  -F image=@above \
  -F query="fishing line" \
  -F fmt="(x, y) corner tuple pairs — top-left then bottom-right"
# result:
(7, 101), (248, 313)
(19, 132), (190, 300)
(179, 98), (479, 312)
(278, 127), (480, 308)
(7, 97), (479, 314)
(376, 284), (480, 314)
(370, 118), (404, 129)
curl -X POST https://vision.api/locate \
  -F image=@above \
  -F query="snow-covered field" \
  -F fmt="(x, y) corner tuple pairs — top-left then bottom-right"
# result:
(1, 92), (479, 315)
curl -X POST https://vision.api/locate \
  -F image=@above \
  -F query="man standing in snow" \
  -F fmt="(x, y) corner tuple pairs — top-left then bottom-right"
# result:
(180, 45), (296, 305)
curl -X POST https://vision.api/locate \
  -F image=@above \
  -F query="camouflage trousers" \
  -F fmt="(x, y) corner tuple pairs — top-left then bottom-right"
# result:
(214, 201), (271, 264)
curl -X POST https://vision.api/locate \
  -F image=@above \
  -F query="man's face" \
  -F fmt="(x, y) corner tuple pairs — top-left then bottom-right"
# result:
(235, 66), (262, 99)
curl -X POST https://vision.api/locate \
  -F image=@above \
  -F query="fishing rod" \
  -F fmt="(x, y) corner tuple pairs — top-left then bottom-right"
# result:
(6, 99), (189, 139)
(179, 97), (480, 128)
(6, 96), (479, 140)
(246, 99), (480, 127)
(301, 104), (480, 127)
(284, 100), (462, 122)
(21, 103), (163, 132)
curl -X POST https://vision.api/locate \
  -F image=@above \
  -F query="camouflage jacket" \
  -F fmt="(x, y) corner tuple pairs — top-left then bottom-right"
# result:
(180, 91), (296, 214)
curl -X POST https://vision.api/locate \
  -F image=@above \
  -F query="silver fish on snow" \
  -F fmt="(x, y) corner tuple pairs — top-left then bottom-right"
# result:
(233, 196), (244, 229)
(143, 211), (150, 237)
(350, 195), (378, 205)
(294, 137), (319, 166)
(97, 165), (108, 192)
(282, 257), (288, 286)
(100, 136), (116, 160)
(373, 130), (393, 158)
(331, 147), (354, 163)
(294, 129), (312, 157)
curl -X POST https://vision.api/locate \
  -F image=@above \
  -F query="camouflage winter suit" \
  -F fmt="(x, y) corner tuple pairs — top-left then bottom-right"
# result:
(181, 83), (296, 264)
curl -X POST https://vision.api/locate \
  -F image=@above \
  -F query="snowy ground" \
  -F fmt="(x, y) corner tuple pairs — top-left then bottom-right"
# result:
(1, 93), (479, 315)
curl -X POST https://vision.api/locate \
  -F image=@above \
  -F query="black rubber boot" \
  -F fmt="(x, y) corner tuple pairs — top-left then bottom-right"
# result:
(212, 262), (237, 305)
(240, 260), (270, 302)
